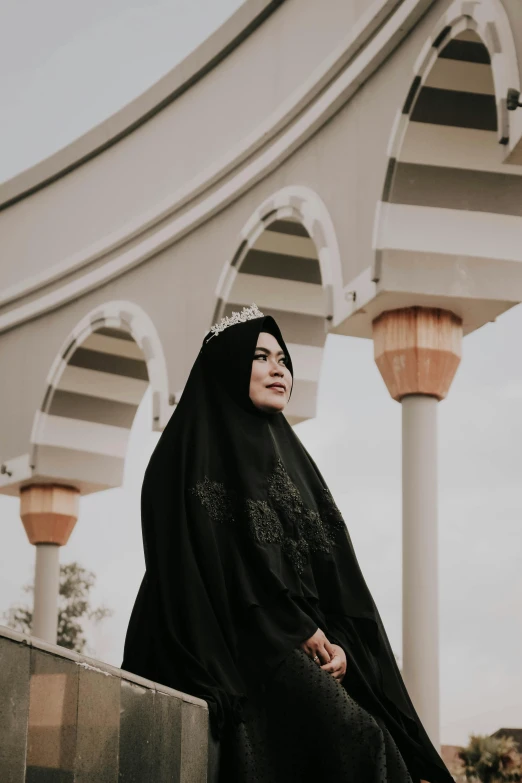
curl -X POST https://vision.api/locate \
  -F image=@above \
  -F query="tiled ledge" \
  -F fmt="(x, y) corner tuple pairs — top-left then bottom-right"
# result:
(0, 624), (219, 782)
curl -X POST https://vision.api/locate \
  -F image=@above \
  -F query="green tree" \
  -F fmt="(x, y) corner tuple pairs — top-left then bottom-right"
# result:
(456, 734), (522, 783)
(4, 561), (112, 653)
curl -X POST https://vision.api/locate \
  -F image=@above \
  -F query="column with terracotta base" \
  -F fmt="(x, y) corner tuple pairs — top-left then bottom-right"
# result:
(20, 484), (80, 644)
(372, 306), (462, 750)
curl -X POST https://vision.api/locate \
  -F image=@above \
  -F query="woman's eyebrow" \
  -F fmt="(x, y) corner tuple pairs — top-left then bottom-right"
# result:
(255, 346), (285, 357)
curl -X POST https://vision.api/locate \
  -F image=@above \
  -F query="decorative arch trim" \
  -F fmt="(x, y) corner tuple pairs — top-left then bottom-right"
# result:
(29, 301), (169, 495)
(213, 186), (343, 326)
(373, 0), (521, 283)
(213, 186), (341, 424)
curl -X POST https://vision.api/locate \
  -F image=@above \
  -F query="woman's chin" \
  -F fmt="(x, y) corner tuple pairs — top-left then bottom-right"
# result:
(252, 396), (288, 413)
(268, 401), (287, 413)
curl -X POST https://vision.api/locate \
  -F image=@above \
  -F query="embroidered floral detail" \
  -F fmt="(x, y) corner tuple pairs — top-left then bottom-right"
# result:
(299, 508), (334, 555)
(282, 537), (310, 574)
(189, 459), (345, 574)
(189, 477), (236, 525)
(318, 487), (345, 531)
(267, 459), (303, 525)
(246, 499), (284, 544)
(267, 459), (344, 560)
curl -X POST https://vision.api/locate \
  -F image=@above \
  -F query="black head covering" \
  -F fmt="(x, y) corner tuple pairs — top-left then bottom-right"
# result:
(122, 314), (453, 783)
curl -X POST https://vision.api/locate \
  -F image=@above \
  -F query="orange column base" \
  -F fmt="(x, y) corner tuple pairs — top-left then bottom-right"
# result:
(20, 484), (80, 546)
(372, 306), (462, 402)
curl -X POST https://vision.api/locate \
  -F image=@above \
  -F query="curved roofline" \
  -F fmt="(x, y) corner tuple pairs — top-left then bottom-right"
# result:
(0, 0), (284, 211)
(0, 0), (408, 317)
(0, 0), (439, 338)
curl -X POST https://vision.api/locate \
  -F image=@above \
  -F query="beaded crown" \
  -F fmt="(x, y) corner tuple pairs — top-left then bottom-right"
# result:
(206, 303), (265, 342)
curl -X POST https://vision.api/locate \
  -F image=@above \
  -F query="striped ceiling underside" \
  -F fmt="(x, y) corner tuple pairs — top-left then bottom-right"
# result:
(225, 218), (327, 424)
(380, 30), (522, 294)
(34, 327), (149, 491)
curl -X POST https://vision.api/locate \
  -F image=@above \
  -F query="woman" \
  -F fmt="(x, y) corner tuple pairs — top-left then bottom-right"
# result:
(122, 304), (454, 783)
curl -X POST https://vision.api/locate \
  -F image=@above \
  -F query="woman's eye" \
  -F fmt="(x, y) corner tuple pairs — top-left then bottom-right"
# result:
(253, 354), (286, 364)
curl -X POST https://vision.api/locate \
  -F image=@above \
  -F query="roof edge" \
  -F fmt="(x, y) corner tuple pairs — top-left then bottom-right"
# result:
(0, 0), (285, 211)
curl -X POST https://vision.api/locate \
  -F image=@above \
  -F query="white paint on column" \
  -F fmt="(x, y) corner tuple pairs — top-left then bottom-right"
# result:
(32, 544), (60, 644)
(402, 394), (440, 750)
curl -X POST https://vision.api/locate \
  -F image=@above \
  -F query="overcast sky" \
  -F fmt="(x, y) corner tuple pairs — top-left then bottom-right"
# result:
(1, 0), (521, 749)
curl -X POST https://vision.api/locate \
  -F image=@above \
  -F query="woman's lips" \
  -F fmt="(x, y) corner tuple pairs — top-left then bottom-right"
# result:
(267, 384), (285, 392)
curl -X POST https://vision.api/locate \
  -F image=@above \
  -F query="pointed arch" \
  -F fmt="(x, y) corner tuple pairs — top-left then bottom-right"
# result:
(29, 301), (169, 494)
(373, 0), (522, 296)
(214, 186), (342, 424)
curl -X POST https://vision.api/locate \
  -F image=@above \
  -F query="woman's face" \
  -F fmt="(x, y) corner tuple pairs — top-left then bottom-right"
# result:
(249, 331), (292, 412)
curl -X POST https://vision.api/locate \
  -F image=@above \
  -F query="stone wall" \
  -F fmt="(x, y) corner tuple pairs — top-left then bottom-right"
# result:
(0, 624), (219, 782)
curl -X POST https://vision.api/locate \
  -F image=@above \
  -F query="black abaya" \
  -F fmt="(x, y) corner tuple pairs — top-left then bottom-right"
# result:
(220, 648), (416, 783)
(121, 312), (454, 783)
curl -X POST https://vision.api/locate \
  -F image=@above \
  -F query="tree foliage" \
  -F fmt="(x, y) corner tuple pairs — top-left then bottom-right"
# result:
(4, 561), (112, 653)
(454, 734), (522, 783)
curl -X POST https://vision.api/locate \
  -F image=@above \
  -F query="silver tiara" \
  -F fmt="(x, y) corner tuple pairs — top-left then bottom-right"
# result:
(206, 303), (265, 342)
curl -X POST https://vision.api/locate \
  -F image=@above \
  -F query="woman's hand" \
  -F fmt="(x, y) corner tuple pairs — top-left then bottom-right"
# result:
(321, 643), (347, 682)
(300, 627), (335, 665)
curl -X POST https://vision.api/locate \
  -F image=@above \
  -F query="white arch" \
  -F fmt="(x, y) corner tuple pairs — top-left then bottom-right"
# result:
(30, 300), (169, 486)
(372, 0), (521, 282)
(214, 185), (343, 324)
(403, 0), (519, 150)
(212, 186), (343, 424)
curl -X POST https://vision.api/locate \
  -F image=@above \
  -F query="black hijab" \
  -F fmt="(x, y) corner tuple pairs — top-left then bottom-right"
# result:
(122, 313), (454, 783)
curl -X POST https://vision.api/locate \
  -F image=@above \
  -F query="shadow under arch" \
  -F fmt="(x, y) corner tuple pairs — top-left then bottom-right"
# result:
(213, 186), (342, 424)
(29, 301), (169, 495)
(372, 0), (522, 315)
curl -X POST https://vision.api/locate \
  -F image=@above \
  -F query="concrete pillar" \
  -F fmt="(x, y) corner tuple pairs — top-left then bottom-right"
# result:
(32, 544), (61, 642)
(372, 306), (462, 750)
(19, 484), (80, 644)
(402, 394), (440, 743)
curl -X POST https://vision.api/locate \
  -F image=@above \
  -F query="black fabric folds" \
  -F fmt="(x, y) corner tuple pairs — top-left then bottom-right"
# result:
(121, 315), (454, 783)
